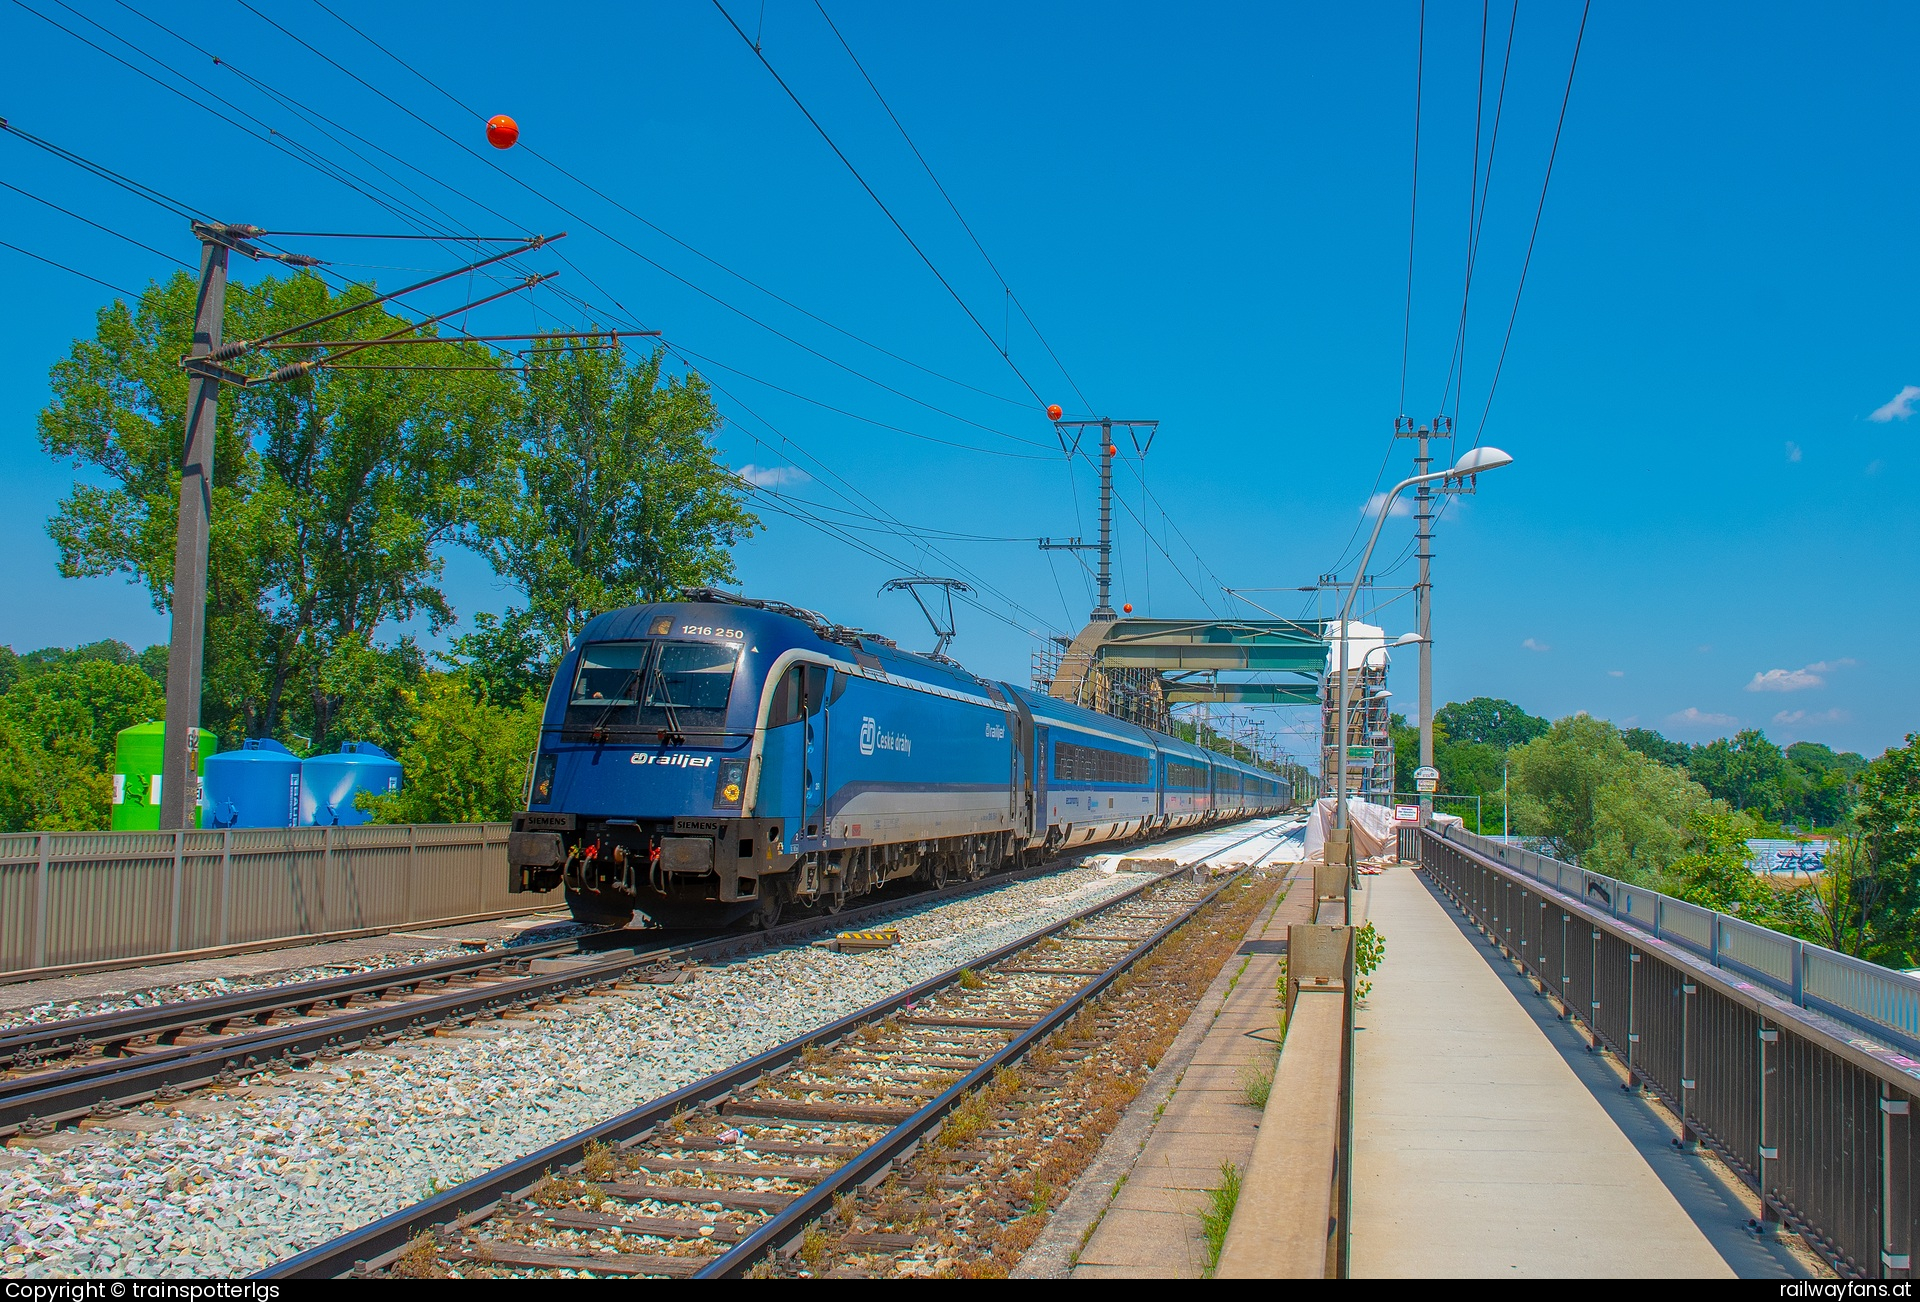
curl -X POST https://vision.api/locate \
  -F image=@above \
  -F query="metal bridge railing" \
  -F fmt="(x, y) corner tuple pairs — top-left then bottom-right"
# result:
(0, 823), (540, 979)
(1421, 826), (1918, 1279)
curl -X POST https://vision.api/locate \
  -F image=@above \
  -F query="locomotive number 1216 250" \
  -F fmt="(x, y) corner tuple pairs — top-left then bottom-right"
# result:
(680, 624), (746, 640)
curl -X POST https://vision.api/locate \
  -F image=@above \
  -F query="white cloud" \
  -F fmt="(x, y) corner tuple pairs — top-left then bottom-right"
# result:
(1522, 638), (1550, 653)
(1668, 707), (1739, 729)
(1745, 658), (1855, 693)
(1607, 669), (1625, 678)
(1746, 667), (1822, 692)
(1869, 385), (1920, 422)
(1785, 441), (1802, 462)
(1773, 708), (1849, 727)
(736, 463), (811, 489)
(1361, 491), (1412, 519)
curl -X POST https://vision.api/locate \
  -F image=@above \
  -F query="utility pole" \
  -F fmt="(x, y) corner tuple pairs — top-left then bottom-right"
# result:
(156, 225), (575, 829)
(1045, 417), (1157, 624)
(1396, 414), (1451, 827)
(160, 223), (249, 830)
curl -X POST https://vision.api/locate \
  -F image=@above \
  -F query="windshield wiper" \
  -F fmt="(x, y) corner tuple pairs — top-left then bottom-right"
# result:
(648, 664), (685, 744)
(586, 665), (647, 742)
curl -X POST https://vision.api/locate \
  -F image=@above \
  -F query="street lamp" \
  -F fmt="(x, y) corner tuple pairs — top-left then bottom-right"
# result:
(1334, 447), (1513, 849)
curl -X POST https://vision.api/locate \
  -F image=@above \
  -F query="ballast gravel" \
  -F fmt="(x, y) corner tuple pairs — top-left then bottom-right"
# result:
(0, 865), (1157, 1277)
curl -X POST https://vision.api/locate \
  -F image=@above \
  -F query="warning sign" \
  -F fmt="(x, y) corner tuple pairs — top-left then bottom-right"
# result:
(1393, 804), (1422, 825)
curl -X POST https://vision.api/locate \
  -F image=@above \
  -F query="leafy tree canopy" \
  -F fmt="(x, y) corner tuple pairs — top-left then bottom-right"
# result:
(39, 269), (518, 750)
(1435, 697), (1548, 751)
(477, 342), (758, 665)
(363, 672), (542, 824)
(0, 659), (163, 831)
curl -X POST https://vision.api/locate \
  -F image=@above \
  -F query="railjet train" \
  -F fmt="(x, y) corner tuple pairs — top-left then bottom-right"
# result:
(506, 592), (1292, 927)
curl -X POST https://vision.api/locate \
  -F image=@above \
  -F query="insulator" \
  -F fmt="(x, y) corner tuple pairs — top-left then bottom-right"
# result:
(265, 360), (314, 384)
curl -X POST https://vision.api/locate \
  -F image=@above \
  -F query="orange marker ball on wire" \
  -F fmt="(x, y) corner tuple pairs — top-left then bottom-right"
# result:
(1122, 603), (1133, 614)
(1046, 404), (1063, 421)
(486, 115), (520, 149)
(1105, 444), (1118, 457)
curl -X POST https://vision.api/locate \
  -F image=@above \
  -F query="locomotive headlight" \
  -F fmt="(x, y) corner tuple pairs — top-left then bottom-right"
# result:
(531, 753), (557, 806)
(714, 759), (747, 808)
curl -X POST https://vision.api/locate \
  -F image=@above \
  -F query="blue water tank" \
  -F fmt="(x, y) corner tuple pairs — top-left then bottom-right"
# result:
(300, 742), (403, 827)
(203, 739), (303, 829)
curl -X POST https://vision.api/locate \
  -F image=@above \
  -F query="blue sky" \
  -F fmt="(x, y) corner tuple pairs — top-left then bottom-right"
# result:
(2, 2), (1915, 761)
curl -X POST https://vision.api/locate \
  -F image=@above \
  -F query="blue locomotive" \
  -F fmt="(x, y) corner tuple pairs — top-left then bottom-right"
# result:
(506, 592), (1292, 927)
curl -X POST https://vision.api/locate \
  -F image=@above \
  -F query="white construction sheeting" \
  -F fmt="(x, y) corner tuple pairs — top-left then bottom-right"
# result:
(1299, 798), (1461, 863)
(1083, 815), (1305, 875)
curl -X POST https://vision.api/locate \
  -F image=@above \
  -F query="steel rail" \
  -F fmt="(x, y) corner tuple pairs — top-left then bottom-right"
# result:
(697, 870), (1239, 1277)
(0, 838), (1184, 1136)
(0, 939), (578, 1062)
(259, 868), (1237, 1279)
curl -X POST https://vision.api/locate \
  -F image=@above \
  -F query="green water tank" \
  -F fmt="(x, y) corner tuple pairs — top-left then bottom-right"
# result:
(111, 722), (217, 830)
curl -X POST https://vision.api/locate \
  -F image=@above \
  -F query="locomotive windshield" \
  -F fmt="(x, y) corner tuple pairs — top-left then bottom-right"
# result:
(566, 640), (739, 732)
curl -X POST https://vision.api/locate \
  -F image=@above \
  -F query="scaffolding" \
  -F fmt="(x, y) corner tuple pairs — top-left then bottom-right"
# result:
(1320, 625), (1396, 805)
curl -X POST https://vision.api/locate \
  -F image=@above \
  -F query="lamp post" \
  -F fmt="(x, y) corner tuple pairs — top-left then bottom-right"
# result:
(1334, 446), (1514, 847)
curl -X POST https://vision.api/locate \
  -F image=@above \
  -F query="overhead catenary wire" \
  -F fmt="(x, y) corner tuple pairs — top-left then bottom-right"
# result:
(809, 0), (1093, 414)
(709, 0), (1051, 408)
(307, 0), (1036, 414)
(1436, 0), (1518, 422)
(221, 0), (1053, 455)
(0, 237), (141, 295)
(0, 178), (193, 268)
(1468, 0), (1592, 448)
(20, 2), (1189, 652)
(1396, 0), (1427, 419)
(300, 0), (1233, 629)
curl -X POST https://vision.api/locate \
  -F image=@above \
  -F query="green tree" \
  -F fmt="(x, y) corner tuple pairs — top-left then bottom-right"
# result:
(1852, 735), (1920, 963)
(443, 610), (549, 707)
(1784, 742), (1867, 828)
(1802, 825), (1885, 958)
(1435, 697), (1548, 750)
(478, 342), (758, 663)
(1585, 750), (1704, 882)
(1665, 803), (1775, 918)
(1688, 729), (1790, 820)
(38, 270), (518, 749)
(363, 673), (542, 823)
(1622, 726), (1693, 769)
(0, 660), (163, 830)
(1507, 715), (1629, 862)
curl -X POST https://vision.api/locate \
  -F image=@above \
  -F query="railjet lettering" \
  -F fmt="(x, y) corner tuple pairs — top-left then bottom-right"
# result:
(629, 753), (715, 768)
(985, 721), (1006, 740)
(858, 717), (910, 758)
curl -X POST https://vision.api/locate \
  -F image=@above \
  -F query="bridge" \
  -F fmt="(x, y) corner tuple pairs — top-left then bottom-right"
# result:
(1023, 825), (1911, 1281)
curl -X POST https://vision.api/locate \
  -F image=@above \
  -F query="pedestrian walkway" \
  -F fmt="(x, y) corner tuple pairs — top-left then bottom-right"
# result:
(1350, 864), (1734, 1278)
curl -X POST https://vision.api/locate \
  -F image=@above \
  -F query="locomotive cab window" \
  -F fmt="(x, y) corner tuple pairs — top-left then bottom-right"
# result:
(571, 642), (648, 706)
(648, 643), (739, 717)
(565, 640), (739, 732)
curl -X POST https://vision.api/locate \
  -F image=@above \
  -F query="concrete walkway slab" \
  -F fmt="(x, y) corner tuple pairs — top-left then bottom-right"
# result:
(1351, 864), (1735, 1278)
(1014, 865), (1309, 1278)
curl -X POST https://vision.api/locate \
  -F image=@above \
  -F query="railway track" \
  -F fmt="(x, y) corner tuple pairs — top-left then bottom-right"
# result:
(260, 865), (1243, 1279)
(0, 825), (1268, 1141)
